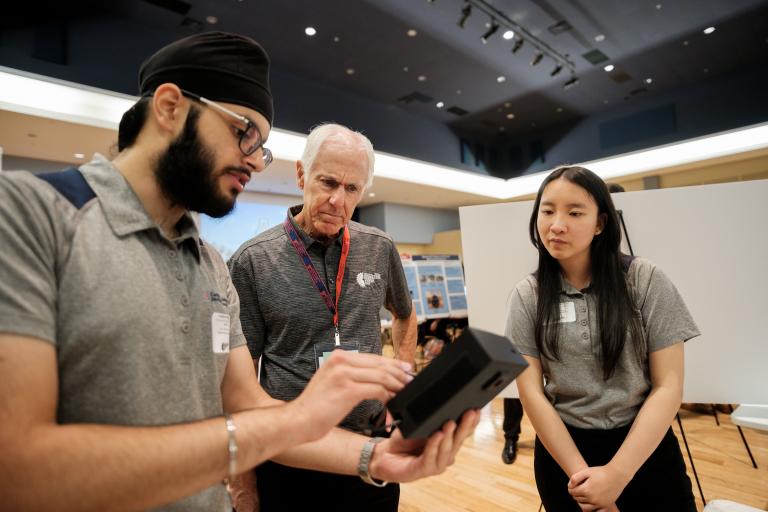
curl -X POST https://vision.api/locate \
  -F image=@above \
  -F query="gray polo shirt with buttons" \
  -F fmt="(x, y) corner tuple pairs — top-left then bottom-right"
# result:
(506, 257), (699, 429)
(0, 155), (246, 511)
(228, 205), (412, 431)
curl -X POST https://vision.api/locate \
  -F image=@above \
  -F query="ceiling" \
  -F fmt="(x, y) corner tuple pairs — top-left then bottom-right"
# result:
(1, 0), (767, 199)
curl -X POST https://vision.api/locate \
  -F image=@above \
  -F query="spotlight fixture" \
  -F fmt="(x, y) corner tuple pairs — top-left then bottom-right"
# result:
(481, 19), (500, 44)
(458, 3), (472, 28)
(453, 1), (576, 79)
(604, 64), (615, 72)
(563, 76), (580, 89)
(703, 26), (715, 35)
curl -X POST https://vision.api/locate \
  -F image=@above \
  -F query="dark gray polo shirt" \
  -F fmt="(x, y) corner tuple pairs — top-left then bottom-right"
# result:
(506, 257), (700, 429)
(0, 155), (246, 512)
(228, 205), (412, 431)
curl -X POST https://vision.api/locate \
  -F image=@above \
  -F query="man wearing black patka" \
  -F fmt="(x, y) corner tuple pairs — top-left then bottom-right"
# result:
(0, 33), (478, 511)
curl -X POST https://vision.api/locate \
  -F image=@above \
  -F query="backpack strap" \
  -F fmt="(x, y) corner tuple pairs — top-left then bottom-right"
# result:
(36, 167), (96, 209)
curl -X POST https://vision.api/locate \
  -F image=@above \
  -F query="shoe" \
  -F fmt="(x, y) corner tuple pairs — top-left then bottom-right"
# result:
(501, 438), (518, 465)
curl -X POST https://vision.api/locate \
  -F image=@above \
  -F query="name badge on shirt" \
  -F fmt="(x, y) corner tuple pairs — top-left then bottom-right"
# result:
(558, 301), (576, 323)
(211, 312), (230, 354)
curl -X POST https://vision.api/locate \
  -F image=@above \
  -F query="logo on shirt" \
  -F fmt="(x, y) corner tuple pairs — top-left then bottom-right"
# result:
(356, 272), (381, 288)
(204, 291), (230, 306)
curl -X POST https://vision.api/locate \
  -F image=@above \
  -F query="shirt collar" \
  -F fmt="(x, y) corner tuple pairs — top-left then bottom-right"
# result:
(79, 154), (202, 258)
(559, 273), (590, 297)
(287, 204), (345, 249)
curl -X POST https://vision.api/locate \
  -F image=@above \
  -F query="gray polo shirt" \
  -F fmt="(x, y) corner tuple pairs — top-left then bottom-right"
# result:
(506, 257), (699, 429)
(0, 155), (246, 511)
(228, 205), (412, 431)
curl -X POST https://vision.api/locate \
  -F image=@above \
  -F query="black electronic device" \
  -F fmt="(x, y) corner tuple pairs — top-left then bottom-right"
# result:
(388, 327), (528, 439)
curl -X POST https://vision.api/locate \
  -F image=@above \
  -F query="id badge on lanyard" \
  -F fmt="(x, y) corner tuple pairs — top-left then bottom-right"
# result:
(284, 218), (353, 366)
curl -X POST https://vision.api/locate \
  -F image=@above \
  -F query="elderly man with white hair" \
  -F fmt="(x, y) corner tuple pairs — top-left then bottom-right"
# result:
(228, 123), (417, 511)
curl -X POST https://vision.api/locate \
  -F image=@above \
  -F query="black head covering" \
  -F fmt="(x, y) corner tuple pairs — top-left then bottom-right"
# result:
(139, 31), (273, 125)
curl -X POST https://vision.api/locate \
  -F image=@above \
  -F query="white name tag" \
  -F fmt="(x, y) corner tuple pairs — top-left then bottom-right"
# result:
(559, 301), (576, 323)
(212, 312), (230, 354)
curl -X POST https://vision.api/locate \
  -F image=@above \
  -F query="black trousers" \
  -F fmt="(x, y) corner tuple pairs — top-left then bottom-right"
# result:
(256, 460), (400, 512)
(535, 424), (696, 512)
(503, 398), (524, 440)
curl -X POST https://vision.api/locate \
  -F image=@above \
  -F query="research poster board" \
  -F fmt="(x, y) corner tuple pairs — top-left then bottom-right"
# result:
(401, 255), (468, 320)
(460, 179), (768, 404)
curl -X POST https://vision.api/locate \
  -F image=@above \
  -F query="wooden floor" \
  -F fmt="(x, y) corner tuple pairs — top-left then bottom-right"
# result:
(399, 399), (768, 511)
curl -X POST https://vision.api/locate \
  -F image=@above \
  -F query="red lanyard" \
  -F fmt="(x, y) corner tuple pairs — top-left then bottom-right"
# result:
(283, 218), (350, 345)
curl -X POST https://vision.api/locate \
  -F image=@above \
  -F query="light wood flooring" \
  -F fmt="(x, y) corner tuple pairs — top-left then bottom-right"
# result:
(399, 399), (768, 511)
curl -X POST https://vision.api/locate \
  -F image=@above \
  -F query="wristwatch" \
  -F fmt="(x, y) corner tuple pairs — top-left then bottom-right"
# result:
(357, 436), (388, 487)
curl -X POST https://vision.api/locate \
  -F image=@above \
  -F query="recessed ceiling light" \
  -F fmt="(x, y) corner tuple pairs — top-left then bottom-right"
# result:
(368, 192), (376, 198)
(604, 64), (615, 72)
(502, 30), (515, 40)
(74, 153), (85, 159)
(497, 75), (506, 83)
(456, 89), (462, 95)
(205, 15), (218, 24)
(703, 26), (716, 35)
(645, 77), (653, 84)
(595, 34), (605, 42)
(504, 102), (511, 108)
(417, 75), (427, 82)
(556, 107), (563, 113)
(436, 101), (445, 108)
(506, 113), (515, 119)
(305, 27), (317, 36)
(333, 36), (340, 43)
(656, 3), (662, 9)
(346, 68), (355, 75)
(683, 40), (689, 46)
(403, 66), (409, 72)
(407, 29), (418, 37)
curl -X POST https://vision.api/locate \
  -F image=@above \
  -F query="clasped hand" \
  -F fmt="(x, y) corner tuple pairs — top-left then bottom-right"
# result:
(568, 464), (630, 512)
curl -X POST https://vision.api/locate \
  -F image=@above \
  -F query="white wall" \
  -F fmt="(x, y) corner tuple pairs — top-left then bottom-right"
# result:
(461, 180), (768, 404)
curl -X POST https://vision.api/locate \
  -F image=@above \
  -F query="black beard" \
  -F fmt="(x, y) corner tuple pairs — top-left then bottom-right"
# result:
(154, 106), (237, 218)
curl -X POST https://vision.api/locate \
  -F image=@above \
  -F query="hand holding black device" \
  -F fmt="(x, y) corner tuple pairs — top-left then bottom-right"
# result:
(387, 327), (528, 439)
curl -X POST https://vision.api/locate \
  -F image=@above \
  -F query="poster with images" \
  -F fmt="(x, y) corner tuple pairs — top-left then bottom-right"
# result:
(400, 258), (424, 319)
(401, 254), (468, 319)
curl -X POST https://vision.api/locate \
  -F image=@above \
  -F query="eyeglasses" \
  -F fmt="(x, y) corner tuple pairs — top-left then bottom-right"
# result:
(181, 90), (273, 167)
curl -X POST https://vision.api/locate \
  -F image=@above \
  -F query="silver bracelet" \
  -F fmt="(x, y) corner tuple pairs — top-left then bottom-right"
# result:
(357, 437), (388, 487)
(224, 413), (238, 484)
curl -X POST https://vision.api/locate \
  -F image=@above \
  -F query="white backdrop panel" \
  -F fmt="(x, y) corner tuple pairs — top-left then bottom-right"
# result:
(460, 180), (768, 404)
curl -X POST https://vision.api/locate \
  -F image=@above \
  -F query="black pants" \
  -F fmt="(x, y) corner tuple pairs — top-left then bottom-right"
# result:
(534, 424), (696, 512)
(503, 398), (524, 440)
(256, 460), (400, 512)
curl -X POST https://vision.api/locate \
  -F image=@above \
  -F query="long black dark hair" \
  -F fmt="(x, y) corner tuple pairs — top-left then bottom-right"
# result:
(529, 166), (644, 380)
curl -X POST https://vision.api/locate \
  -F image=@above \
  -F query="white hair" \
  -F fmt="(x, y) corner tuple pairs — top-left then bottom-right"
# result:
(300, 123), (375, 188)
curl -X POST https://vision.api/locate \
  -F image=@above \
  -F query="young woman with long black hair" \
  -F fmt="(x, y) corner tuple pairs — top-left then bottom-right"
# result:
(507, 166), (699, 511)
